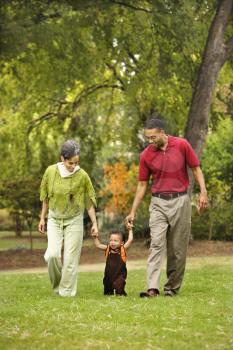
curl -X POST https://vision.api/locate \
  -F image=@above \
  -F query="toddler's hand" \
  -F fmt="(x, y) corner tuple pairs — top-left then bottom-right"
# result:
(125, 220), (134, 230)
(91, 231), (98, 238)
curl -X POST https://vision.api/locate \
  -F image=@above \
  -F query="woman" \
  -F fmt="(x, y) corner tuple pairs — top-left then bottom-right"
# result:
(38, 140), (98, 297)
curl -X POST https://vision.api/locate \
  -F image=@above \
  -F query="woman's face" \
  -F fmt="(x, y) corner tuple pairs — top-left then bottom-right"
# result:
(61, 155), (80, 172)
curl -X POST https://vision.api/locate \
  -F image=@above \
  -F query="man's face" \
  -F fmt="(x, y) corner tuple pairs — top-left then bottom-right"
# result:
(144, 128), (166, 149)
(61, 155), (79, 172)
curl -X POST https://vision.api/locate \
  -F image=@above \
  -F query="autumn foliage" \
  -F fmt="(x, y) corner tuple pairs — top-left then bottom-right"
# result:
(100, 161), (138, 215)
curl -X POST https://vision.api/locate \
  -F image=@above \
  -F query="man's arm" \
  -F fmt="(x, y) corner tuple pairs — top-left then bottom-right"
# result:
(125, 181), (148, 226)
(191, 166), (208, 214)
(124, 228), (133, 250)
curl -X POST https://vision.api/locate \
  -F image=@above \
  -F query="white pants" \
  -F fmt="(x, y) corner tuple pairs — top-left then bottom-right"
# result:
(44, 213), (83, 297)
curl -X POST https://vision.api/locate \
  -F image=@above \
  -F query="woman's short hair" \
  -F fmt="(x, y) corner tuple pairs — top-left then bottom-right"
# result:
(60, 140), (80, 159)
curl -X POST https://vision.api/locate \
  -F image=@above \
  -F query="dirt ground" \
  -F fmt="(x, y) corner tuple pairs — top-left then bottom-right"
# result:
(0, 239), (233, 271)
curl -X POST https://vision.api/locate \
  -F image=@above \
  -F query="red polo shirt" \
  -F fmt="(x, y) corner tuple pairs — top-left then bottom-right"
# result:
(139, 136), (200, 193)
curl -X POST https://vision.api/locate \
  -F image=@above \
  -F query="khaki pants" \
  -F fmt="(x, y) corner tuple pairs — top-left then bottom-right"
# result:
(148, 194), (191, 294)
(44, 213), (83, 297)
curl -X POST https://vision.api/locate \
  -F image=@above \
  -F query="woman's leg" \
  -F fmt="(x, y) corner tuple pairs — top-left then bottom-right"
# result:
(59, 214), (83, 297)
(45, 216), (63, 293)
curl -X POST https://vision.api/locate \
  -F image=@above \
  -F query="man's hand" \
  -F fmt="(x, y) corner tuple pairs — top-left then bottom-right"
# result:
(198, 192), (208, 214)
(91, 222), (98, 237)
(38, 219), (46, 234)
(125, 213), (135, 230)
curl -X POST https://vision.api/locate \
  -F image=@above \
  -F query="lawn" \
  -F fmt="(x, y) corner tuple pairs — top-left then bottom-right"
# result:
(0, 257), (233, 350)
(0, 231), (47, 251)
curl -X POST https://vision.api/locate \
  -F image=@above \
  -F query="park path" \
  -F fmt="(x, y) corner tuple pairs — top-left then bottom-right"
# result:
(0, 256), (232, 275)
(0, 259), (146, 275)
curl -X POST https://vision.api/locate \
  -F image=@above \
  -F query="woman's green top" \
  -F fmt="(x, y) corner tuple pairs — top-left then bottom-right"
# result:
(40, 165), (96, 218)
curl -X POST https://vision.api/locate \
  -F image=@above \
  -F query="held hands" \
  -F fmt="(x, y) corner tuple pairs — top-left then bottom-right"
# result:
(198, 192), (208, 215)
(124, 213), (134, 230)
(91, 222), (98, 238)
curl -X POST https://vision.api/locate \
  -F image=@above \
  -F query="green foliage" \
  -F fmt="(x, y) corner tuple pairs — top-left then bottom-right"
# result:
(1, 258), (233, 349)
(0, 1), (232, 239)
(192, 118), (233, 240)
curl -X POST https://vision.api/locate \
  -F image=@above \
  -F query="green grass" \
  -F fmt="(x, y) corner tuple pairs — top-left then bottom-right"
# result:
(0, 258), (233, 350)
(0, 231), (47, 250)
(0, 231), (94, 250)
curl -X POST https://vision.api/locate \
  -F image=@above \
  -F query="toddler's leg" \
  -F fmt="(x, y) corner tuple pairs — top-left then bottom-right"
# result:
(103, 277), (114, 295)
(114, 275), (127, 296)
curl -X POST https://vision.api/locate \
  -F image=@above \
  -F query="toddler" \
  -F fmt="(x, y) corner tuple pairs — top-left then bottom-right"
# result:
(92, 226), (133, 296)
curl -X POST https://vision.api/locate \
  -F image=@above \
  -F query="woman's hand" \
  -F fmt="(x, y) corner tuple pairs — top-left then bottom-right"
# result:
(38, 218), (46, 234)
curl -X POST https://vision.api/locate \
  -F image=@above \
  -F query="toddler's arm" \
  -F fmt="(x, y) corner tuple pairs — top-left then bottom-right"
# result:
(93, 236), (107, 250)
(124, 228), (133, 250)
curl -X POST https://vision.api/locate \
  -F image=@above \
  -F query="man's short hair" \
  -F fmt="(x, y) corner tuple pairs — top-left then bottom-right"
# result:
(144, 118), (165, 131)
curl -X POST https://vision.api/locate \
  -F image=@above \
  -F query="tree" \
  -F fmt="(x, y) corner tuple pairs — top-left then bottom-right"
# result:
(0, 0), (232, 240)
(185, 0), (233, 158)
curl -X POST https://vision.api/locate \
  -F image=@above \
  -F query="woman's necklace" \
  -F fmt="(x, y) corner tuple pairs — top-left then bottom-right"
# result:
(69, 175), (74, 202)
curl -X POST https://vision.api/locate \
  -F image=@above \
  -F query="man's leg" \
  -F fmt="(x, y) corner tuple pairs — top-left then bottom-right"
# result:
(164, 195), (191, 295)
(147, 197), (169, 292)
(59, 214), (83, 297)
(45, 216), (63, 293)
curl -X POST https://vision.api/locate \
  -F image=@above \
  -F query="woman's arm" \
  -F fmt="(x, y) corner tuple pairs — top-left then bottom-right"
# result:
(38, 199), (48, 234)
(87, 204), (98, 236)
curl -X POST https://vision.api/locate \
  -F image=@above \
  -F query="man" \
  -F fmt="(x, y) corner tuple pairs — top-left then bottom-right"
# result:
(125, 118), (208, 297)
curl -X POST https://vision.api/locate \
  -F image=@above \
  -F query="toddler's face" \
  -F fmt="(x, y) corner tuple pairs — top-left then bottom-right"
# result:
(109, 234), (122, 250)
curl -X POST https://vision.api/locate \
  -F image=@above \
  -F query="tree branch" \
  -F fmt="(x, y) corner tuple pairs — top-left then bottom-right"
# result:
(27, 83), (125, 133)
(27, 112), (59, 134)
(105, 63), (127, 88)
(73, 83), (125, 110)
(111, 0), (152, 13)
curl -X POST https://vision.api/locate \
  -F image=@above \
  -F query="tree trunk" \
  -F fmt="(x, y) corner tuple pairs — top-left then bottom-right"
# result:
(12, 211), (23, 237)
(185, 0), (233, 159)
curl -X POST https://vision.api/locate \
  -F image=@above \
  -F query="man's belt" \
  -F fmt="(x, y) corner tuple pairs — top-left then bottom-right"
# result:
(152, 191), (187, 200)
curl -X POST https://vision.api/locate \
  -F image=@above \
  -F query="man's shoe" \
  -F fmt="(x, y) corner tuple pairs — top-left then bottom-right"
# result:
(140, 288), (159, 298)
(164, 290), (176, 297)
